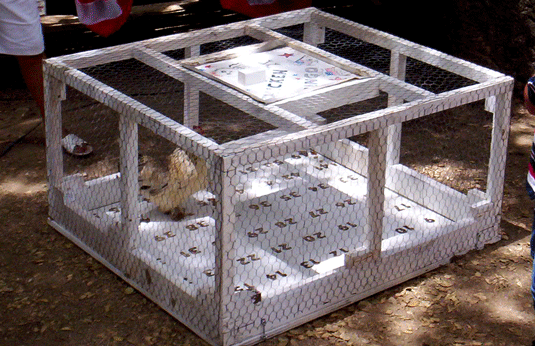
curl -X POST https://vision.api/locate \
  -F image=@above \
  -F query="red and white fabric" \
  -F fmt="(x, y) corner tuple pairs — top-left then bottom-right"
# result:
(75, 0), (132, 37)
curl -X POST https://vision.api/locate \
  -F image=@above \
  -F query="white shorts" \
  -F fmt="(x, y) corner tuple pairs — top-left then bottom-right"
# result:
(0, 0), (44, 56)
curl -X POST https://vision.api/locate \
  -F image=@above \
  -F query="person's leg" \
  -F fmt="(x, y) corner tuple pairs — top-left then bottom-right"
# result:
(1, 1), (45, 119)
(531, 210), (535, 309)
(16, 53), (45, 118)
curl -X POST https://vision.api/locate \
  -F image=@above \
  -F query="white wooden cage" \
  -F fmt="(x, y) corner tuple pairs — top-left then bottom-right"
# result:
(44, 8), (513, 346)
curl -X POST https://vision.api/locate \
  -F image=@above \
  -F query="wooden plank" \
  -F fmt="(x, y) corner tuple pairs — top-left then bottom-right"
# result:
(180, 41), (281, 67)
(219, 129), (290, 150)
(272, 78), (380, 121)
(318, 139), (368, 176)
(215, 155), (236, 346)
(61, 173), (121, 211)
(56, 44), (136, 70)
(367, 128), (387, 258)
(44, 74), (65, 190)
(487, 91), (512, 216)
(85, 173), (122, 209)
(379, 74), (434, 102)
(303, 21), (325, 46)
(184, 45), (200, 128)
(386, 50), (407, 165)
(387, 164), (471, 220)
(314, 137), (483, 221)
(119, 112), (139, 242)
(311, 10), (504, 82)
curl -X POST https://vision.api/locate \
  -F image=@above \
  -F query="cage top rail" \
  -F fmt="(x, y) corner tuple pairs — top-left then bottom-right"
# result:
(310, 10), (503, 83)
(43, 7), (514, 166)
(45, 7), (317, 70)
(215, 76), (513, 169)
(45, 7), (504, 82)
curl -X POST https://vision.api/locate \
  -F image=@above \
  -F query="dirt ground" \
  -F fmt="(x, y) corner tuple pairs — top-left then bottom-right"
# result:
(3, 9), (535, 346)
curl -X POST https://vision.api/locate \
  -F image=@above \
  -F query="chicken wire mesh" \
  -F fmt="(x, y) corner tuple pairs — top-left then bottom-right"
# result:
(43, 8), (513, 346)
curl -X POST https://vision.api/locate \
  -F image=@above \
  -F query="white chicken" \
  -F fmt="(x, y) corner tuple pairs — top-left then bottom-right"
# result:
(139, 147), (208, 220)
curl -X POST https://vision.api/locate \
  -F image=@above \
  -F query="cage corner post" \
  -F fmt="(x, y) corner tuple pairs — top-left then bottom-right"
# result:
(44, 69), (66, 218)
(485, 84), (513, 243)
(214, 155), (238, 346)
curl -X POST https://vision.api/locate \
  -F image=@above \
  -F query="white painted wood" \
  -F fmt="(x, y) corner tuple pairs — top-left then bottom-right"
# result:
(487, 91), (512, 217)
(49, 219), (221, 346)
(119, 112), (139, 244)
(43, 74), (65, 190)
(310, 10), (503, 82)
(216, 156), (238, 346)
(184, 45), (200, 128)
(303, 21), (325, 46)
(61, 173), (121, 210)
(378, 76), (434, 102)
(367, 128), (387, 258)
(43, 9), (513, 346)
(485, 95), (496, 113)
(221, 77), (512, 168)
(387, 164), (473, 221)
(387, 50), (407, 165)
(56, 43), (136, 70)
(219, 129), (291, 150)
(272, 78), (380, 123)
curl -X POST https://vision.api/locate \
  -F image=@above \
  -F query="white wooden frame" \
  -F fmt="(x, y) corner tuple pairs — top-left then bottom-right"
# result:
(44, 7), (513, 346)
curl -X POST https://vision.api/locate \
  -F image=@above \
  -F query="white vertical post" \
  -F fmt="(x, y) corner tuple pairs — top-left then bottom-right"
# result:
(303, 21), (325, 46)
(184, 45), (200, 128)
(485, 96), (496, 113)
(119, 112), (139, 245)
(387, 50), (406, 165)
(367, 127), (388, 258)
(215, 156), (237, 345)
(44, 74), (65, 190)
(487, 91), (512, 214)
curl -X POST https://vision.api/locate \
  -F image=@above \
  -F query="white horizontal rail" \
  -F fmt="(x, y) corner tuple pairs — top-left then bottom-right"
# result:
(273, 78), (381, 120)
(61, 67), (218, 160)
(48, 7), (315, 69)
(220, 76), (513, 167)
(310, 10), (504, 82)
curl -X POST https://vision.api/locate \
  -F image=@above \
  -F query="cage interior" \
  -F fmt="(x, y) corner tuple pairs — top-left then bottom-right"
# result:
(44, 8), (512, 346)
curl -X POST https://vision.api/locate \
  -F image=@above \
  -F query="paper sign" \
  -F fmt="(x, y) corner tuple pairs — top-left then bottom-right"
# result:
(194, 46), (359, 103)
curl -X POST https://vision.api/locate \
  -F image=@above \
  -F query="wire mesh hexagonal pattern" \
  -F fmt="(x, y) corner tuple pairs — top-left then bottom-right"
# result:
(43, 8), (513, 346)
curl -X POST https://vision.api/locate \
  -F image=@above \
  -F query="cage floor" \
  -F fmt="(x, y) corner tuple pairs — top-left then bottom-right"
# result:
(74, 151), (460, 301)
